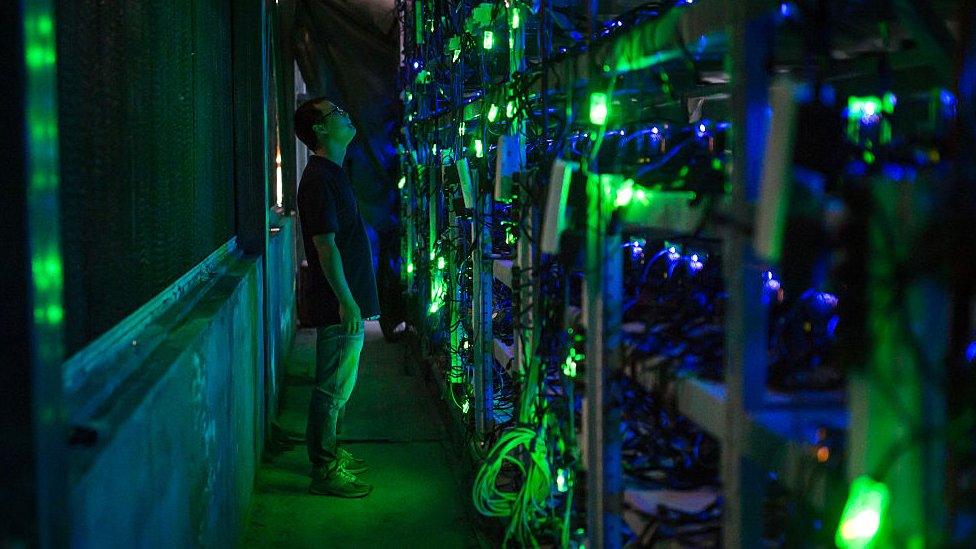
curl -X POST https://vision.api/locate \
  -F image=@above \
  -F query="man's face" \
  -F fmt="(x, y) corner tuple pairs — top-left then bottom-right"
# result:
(314, 100), (356, 147)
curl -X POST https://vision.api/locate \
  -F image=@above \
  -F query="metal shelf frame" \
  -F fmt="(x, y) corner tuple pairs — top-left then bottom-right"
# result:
(400, 0), (953, 546)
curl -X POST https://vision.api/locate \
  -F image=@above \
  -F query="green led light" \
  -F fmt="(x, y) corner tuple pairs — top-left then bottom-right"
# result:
(511, 8), (520, 29)
(848, 96), (882, 119)
(36, 14), (53, 35)
(882, 92), (897, 114)
(407, 262), (414, 274)
(474, 139), (484, 158)
(429, 276), (446, 315)
(836, 476), (889, 549)
(562, 355), (577, 377)
(847, 95), (886, 143)
(556, 469), (568, 492)
(483, 30), (494, 50)
(437, 256), (446, 270)
(615, 178), (635, 207)
(863, 151), (875, 164)
(449, 366), (464, 383)
(589, 92), (608, 125)
(32, 256), (63, 290)
(458, 122), (465, 136)
(506, 101), (515, 118)
(487, 104), (499, 122)
(462, 400), (470, 414)
(397, 176), (406, 189)
(25, 4), (65, 345)
(46, 304), (64, 324)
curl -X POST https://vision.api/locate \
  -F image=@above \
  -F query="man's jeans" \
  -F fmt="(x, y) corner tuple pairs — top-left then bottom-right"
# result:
(307, 321), (365, 471)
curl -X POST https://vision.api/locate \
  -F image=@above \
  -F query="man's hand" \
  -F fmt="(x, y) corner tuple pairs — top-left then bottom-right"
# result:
(313, 233), (362, 336)
(338, 300), (362, 335)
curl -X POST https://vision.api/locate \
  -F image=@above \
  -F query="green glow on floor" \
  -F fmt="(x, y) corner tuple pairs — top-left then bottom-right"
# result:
(244, 326), (487, 547)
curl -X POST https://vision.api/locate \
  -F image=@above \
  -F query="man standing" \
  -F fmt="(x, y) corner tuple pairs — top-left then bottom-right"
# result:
(294, 97), (379, 498)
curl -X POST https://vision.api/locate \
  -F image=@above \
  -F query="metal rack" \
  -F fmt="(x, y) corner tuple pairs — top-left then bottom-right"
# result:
(399, 0), (956, 546)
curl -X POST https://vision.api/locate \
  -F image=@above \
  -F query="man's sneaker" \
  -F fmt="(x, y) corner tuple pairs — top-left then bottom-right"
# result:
(338, 447), (368, 475)
(309, 465), (372, 498)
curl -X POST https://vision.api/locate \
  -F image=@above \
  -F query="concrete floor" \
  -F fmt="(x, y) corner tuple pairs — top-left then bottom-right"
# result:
(243, 323), (487, 548)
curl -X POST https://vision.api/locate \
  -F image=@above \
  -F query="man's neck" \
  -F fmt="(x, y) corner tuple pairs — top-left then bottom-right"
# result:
(315, 143), (346, 166)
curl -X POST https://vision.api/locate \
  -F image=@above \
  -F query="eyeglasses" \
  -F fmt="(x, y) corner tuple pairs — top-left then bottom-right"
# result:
(322, 105), (347, 120)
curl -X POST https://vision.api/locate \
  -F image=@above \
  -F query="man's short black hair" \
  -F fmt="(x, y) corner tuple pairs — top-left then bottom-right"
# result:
(295, 96), (330, 151)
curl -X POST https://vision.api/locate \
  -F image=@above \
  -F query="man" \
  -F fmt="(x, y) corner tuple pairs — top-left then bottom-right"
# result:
(294, 97), (380, 498)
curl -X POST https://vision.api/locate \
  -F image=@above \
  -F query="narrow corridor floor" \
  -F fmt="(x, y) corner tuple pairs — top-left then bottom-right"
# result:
(243, 322), (485, 548)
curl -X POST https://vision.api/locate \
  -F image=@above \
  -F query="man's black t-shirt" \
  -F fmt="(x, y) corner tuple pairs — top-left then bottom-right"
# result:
(297, 155), (380, 326)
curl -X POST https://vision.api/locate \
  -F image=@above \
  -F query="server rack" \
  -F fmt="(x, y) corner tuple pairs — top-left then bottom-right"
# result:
(396, 1), (967, 547)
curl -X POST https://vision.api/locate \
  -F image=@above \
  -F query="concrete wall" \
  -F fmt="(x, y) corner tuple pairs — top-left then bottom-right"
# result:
(266, 217), (297, 420)
(65, 243), (293, 547)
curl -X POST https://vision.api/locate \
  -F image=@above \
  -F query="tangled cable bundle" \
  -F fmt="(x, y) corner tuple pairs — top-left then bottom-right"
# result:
(472, 426), (556, 547)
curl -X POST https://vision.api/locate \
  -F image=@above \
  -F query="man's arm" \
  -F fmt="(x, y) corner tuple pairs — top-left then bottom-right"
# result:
(313, 233), (362, 334)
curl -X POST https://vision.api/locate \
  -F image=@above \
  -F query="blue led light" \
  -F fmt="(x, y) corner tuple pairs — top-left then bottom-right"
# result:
(815, 292), (839, 308)
(827, 315), (840, 338)
(966, 340), (976, 363)
(696, 122), (711, 139)
(881, 163), (917, 183)
(941, 89), (957, 107)
(629, 240), (644, 260)
(762, 270), (783, 303)
(940, 89), (958, 118)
